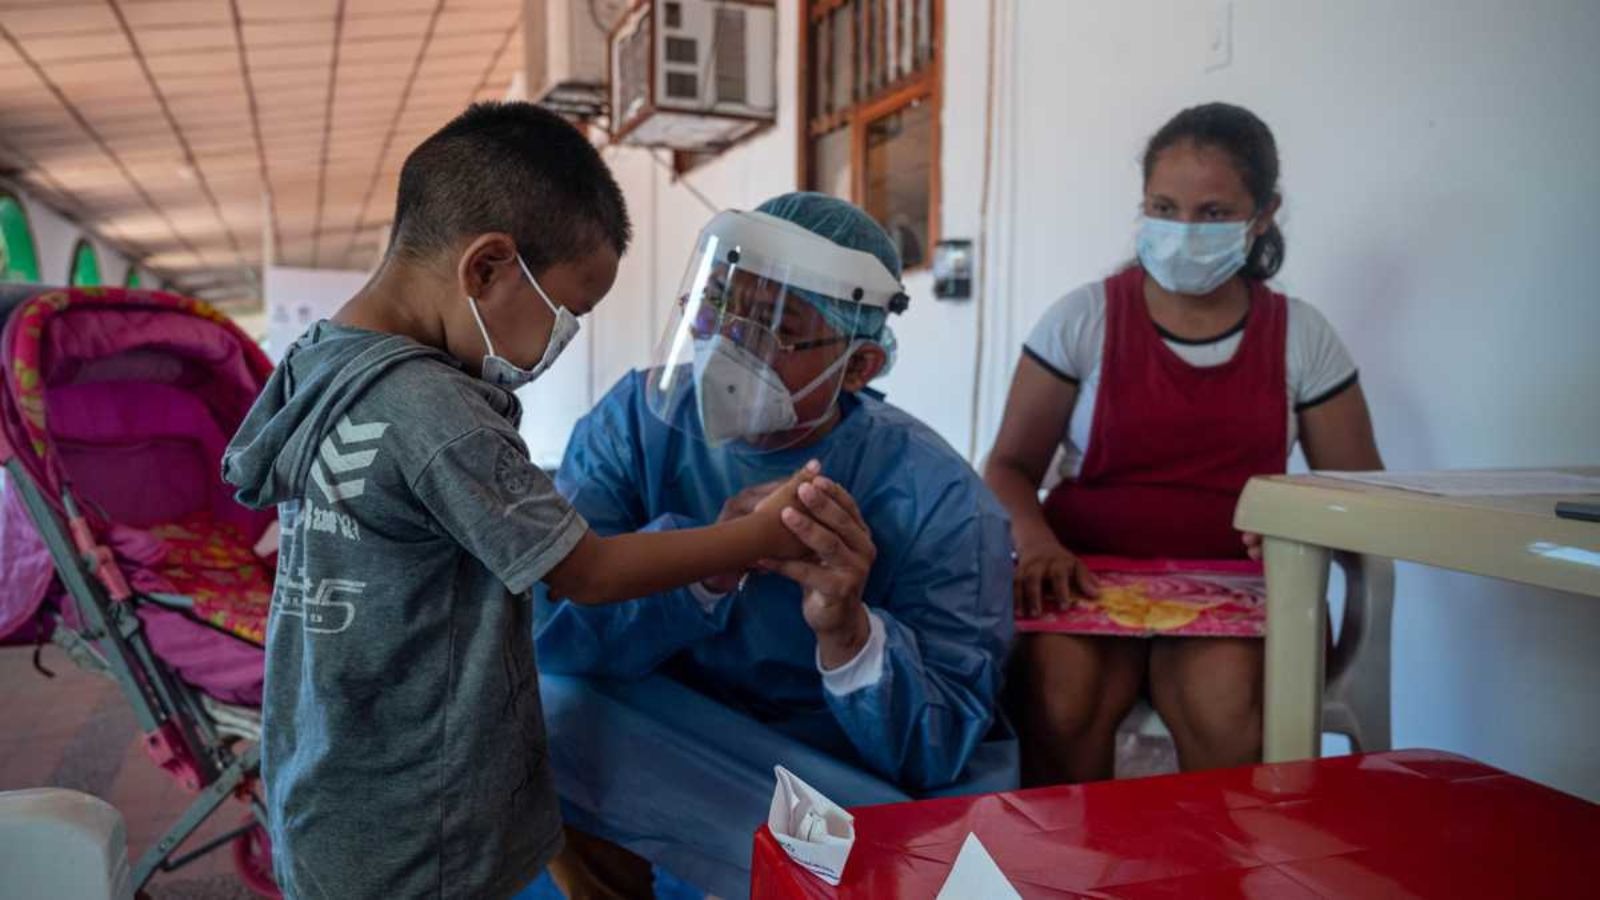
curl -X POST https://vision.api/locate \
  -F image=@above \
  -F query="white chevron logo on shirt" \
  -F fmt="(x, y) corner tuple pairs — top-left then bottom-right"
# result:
(312, 415), (389, 503)
(336, 417), (389, 443)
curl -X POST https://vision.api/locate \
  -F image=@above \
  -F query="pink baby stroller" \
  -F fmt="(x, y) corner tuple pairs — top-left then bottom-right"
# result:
(0, 284), (279, 895)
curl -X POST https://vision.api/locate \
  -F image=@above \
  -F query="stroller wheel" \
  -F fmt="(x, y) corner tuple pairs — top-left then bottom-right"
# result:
(230, 815), (281, 898)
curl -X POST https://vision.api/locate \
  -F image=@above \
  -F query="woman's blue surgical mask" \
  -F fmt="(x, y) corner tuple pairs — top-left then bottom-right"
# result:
(1137, 216), (1253, 295)
(466, 254), (579, 390)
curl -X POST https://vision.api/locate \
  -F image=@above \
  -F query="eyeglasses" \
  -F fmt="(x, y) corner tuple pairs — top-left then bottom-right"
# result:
(681, 295), (851, 357)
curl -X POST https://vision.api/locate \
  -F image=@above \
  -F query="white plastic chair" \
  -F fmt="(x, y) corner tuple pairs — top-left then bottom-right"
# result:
(0, 788), (133, 900)
(1319, 551), (1396, 752)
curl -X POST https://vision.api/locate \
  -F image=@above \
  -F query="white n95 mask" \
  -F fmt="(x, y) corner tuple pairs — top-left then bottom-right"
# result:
(467, 253), (580, 390)
(1137, 216), (1252, 295)
(691, 336), (858, 446)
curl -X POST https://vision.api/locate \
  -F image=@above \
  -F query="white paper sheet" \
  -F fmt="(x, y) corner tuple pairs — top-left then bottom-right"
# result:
(767, 766), (855, 886)
(935, 833), (1021, 900)
(1317, 470), (1600, 497)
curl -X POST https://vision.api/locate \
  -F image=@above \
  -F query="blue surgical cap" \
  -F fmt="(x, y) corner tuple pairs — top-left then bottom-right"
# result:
(755, 192), (901, 349)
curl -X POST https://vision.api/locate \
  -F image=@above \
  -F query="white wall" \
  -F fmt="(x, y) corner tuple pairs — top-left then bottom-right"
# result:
(262, 265), (370, 362)
(872, 0), (991, 456)
(561, 0), (1600, 797)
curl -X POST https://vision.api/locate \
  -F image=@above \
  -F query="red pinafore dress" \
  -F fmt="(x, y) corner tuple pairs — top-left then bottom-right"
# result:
(1043, 266), (1290, 561)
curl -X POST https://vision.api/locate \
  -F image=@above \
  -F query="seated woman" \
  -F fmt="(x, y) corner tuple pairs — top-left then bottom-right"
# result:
(534, 193), (1016, 898)
(983, 103), (1383, 785)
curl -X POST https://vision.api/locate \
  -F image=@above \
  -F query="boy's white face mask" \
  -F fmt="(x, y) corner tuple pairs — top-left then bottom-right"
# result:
(466, 254), (579, 390)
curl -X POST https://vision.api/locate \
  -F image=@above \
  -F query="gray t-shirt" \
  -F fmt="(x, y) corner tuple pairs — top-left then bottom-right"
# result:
(223, 322), (588, 899)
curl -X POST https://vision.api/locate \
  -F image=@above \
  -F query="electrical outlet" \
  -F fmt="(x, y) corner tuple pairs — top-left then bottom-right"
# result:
(1206, 1), (1233, 72)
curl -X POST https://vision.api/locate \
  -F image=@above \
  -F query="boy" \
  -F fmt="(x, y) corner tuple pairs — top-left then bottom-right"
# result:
(222, 102), (813, 899)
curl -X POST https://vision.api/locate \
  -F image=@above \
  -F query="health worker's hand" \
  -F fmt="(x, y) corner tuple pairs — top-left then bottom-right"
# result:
(761, 477), (876, 668)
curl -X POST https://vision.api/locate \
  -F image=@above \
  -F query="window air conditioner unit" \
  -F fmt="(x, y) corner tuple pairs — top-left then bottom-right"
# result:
(609, 0), (776, 151)
(524, 0), (630, 119)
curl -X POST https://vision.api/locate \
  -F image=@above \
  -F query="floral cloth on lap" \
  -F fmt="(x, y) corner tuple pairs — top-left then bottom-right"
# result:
(149, 513), (271, 646)
(1016, 556), (1265, 638)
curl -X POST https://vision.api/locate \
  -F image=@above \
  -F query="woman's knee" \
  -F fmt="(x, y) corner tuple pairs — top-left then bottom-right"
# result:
(1020, 635), (1141, 736)
(1017, 634), (1094, 733)
(1152, 639), (1264, 761)
(1188, 690), (1262, 747)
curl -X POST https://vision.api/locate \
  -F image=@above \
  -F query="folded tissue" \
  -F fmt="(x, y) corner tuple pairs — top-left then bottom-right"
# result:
(767, 766), (856, 886)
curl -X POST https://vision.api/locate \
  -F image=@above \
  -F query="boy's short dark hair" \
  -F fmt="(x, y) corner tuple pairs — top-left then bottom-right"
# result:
(390, 101), (631, 271)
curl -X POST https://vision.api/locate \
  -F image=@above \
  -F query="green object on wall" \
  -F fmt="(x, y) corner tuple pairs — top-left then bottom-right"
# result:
(0, 192), (41, 283)
(70, 239), (101, 287)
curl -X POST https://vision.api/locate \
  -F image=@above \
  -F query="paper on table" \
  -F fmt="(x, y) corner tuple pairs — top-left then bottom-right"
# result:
(935, 833), (1021, 900)
(1317, 470), (1600, 497)
(767, 766), (855, 886)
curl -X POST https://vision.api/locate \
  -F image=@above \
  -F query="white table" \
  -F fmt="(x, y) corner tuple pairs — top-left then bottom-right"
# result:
(1234, 468), (1600, 762)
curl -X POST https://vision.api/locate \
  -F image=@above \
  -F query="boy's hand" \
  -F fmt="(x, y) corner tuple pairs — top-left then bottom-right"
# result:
(703, 478), (789, 592)
(253, 521), (281, 558)
(750, 461), (822, 560)
(719, 479), (789, 522)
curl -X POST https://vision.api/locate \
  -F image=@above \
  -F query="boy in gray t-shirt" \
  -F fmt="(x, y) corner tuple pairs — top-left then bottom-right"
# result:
(223, 102), (813, 899)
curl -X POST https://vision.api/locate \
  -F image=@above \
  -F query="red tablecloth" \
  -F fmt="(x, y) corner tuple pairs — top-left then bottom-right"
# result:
(751, 750), (1598, 898)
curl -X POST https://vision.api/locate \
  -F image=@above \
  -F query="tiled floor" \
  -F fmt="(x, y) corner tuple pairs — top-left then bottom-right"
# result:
(1, 645), (262, 899)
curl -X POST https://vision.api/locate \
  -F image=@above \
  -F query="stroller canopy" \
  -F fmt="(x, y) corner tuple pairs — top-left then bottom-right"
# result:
(0, 286), (274, 645)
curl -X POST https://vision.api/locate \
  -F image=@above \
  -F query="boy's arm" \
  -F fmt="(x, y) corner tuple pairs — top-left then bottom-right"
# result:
(533, 511), (737, 679)
(544, 467), (815, 605)
(535, 380), (774, 678)
(411, 425), (811, 604)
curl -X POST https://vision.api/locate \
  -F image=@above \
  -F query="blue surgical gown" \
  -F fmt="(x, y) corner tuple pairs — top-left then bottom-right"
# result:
(533, 372), (1016, 896)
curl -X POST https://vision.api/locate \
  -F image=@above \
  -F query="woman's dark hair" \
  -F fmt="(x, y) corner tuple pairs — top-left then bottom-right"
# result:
(1142, 103), (1284, 280)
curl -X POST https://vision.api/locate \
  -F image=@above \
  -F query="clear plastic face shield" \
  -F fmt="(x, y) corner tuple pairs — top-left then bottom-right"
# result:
(646, 211), (908, 452)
